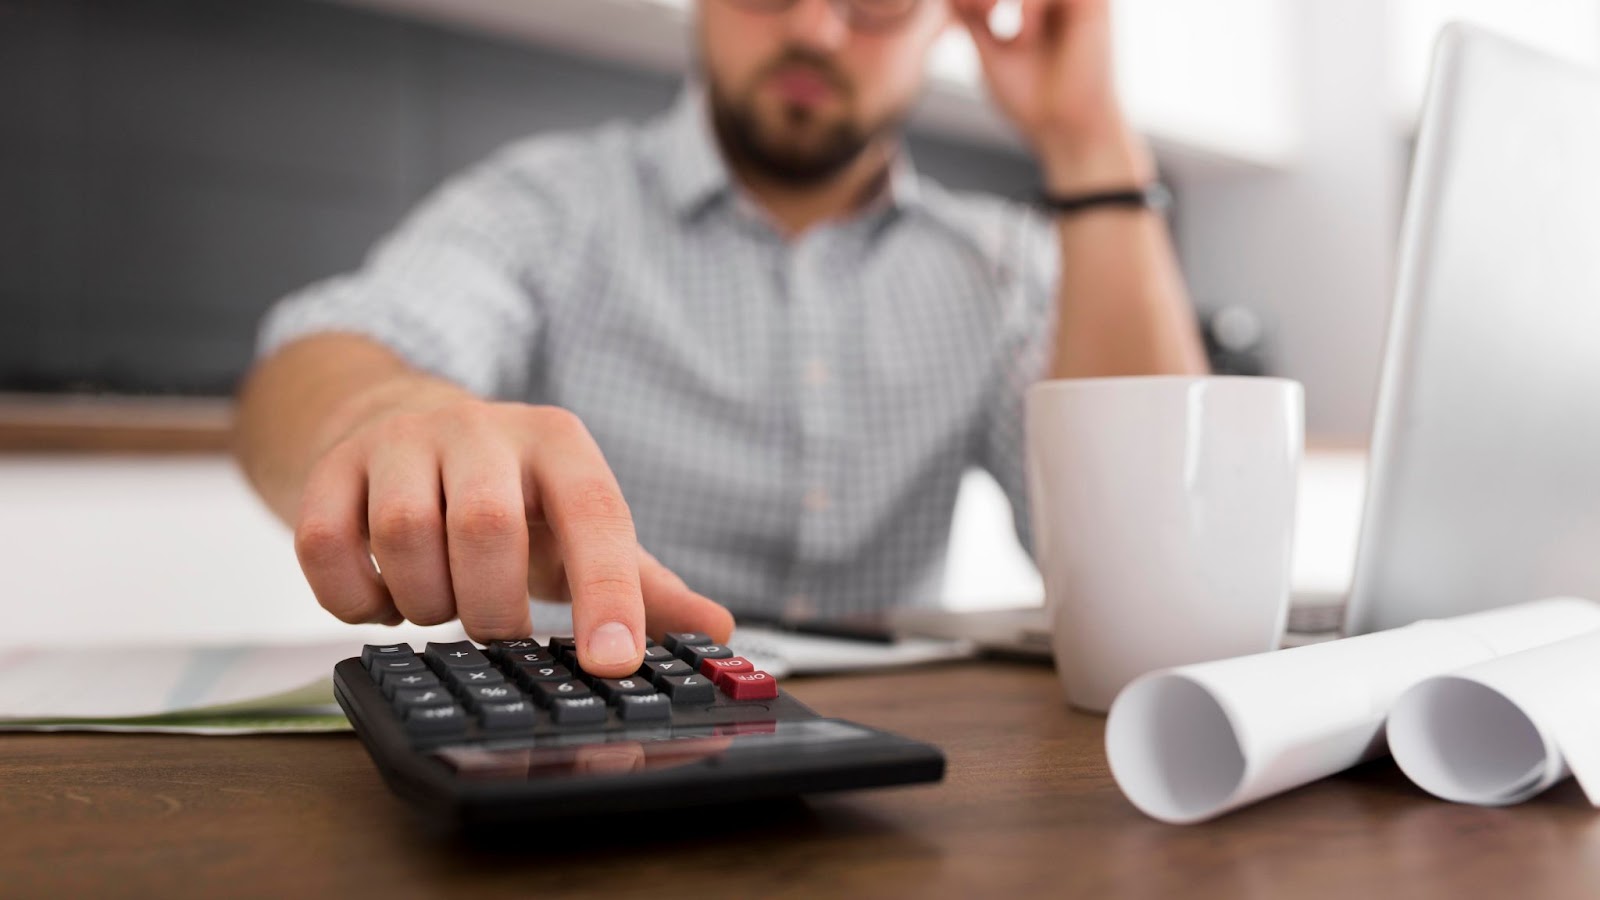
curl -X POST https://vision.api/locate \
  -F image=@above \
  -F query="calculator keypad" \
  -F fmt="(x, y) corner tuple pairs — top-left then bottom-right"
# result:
(360, 636), (780, 739)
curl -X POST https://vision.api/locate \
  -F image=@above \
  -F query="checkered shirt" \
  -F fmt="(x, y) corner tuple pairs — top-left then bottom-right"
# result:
(258, 87), (1059, 619)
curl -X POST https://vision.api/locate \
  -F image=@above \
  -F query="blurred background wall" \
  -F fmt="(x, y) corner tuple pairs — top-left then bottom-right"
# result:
(0, 0), (1039, 397)
(8, 0), (1599, 438)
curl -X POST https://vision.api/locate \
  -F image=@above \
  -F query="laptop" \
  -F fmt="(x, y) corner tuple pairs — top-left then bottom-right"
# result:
(1344, 24), (1600, 634)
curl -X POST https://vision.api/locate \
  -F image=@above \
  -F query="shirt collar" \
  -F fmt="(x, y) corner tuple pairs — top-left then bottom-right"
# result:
(651, 84), (930, 225)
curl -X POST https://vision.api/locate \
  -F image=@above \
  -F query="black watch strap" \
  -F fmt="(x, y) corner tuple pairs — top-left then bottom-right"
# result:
(1035, 182), (1171, 216)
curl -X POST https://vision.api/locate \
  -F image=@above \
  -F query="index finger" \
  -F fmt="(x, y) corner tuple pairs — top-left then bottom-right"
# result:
(521, 411), (645, 678)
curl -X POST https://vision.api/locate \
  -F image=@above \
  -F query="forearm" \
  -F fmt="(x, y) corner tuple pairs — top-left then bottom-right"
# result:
(1041, 131), (1209, 380)
(232, 333), (472, 523)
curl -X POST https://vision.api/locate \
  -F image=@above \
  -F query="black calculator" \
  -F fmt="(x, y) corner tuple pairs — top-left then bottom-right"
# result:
(335, 633), (945, 828)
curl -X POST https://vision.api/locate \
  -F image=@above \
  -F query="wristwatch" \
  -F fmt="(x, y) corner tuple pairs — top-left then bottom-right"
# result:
(1035, 182), (1172, 216)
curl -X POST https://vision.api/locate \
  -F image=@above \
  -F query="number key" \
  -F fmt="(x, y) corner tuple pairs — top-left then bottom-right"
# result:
(663, 632), (714, 652)
(597, 677), (656, 704)
(530, 679), (593, 708)
(643, 659), (695, 684)
(659, 674), (716, 705)
(514, 663), (572, 685)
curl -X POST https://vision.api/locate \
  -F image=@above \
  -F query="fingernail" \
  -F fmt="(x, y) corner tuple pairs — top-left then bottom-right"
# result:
(587, 621), (638, 667)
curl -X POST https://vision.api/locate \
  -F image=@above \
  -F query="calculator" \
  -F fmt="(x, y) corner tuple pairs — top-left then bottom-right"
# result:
(335, 633), (945, 827)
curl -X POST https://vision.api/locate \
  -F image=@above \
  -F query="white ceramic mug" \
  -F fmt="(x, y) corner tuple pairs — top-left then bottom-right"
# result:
(1026, 376), (1303, 712)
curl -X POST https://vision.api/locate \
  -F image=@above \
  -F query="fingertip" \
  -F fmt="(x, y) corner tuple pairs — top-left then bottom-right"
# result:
(705, 601), (736, 645)
(580, 619), (643, 678)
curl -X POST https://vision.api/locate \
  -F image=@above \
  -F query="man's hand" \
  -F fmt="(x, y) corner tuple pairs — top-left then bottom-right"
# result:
(292, 388), (732, 678)
(951, 0), (1154, 191)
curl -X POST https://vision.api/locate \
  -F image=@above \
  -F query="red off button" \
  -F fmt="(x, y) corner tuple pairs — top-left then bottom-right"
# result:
(721, 670), (778, 700)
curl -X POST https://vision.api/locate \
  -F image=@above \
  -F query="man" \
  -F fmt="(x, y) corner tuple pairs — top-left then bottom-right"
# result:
(234, 0), (1206, 679)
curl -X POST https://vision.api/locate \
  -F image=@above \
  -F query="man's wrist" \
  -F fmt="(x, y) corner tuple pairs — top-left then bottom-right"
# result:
(1035, 123), (1157, 194)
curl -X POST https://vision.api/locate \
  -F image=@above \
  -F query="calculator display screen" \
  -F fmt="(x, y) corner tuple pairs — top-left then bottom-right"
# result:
(434, 720), (873, 781)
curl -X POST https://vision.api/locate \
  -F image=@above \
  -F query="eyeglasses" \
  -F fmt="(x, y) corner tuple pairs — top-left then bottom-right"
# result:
(721, 0), (924, 34)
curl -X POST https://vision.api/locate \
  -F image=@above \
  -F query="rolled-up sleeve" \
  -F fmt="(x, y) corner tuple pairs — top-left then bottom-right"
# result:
(256, 136), (593, 400)
(974, 208), (1059, 558)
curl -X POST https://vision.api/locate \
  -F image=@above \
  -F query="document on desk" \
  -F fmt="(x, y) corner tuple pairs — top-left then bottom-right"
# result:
(1104, 597), (1600, 824)
(1388, 629), (1600, 807)
(726, 627), (976, 677)
(0, 641), (356, 734)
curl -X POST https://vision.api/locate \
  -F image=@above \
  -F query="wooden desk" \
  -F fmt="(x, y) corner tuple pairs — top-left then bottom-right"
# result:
(3, 662), (1597, 899)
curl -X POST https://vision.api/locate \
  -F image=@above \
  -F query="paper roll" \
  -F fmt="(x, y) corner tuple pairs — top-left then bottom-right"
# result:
(1388, 629), (1600, 806)
(1103, 597), (1600, 824)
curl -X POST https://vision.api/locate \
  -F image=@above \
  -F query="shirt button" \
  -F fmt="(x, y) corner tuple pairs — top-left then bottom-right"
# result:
(803, 486), (831, 512)
(803, 359), (830, 387)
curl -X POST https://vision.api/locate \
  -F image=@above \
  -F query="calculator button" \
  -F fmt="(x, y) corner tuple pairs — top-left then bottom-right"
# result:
(513, 663), (573, 685)
(373, 657), (430, 682)
(659, 674), (716, 705)
(391, 686), (453, 707)
(503, 650), (559, 669)
(642, 645), (675, 663)
(404, 704), (468, 734)
(530, 679), (593, 707)
(425, 642), (492, 670)
(616, 693), (672, 722)
(596, 677), (656, 703)
(449, 668), (507, 688)
(663, 632), (714, 652)
(720, 671), (779, 701)
(485, 639), (541, 661)
(550, 695), (608, 725)
(461, 683), (520, 707)
(546, 637), (578, 662)
(479, 700), (538, 730)
(361, 644), (414, 668)
(676, 644), (734, 667)
(700, 656), (755, 683)
(643, 659), (695, 683)
(381, 671), (442, 697)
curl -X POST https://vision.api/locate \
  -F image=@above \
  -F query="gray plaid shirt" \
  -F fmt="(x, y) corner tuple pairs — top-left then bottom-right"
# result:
(259, 88), (1059, 620)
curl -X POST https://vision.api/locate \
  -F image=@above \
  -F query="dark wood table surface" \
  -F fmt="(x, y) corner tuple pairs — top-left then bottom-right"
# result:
(3, 661), (1598, 899)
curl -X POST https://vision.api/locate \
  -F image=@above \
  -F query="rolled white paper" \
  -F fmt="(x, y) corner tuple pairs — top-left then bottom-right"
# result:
(1103, 597), (1600, 824)
(1388, 629), (1600, 806)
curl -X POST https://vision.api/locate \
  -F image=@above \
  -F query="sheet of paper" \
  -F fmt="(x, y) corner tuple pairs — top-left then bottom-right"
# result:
(726, 627), (976, 677)
(1388, 629), (1600, 806)
(0, 711), (352, 735)
(1103, 597), (1600, 824)
(0, 625), (465, 732)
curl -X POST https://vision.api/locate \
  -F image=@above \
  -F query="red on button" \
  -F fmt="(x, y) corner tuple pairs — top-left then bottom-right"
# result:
(701, 656), (755, 683)
(720, 670), (778, 700)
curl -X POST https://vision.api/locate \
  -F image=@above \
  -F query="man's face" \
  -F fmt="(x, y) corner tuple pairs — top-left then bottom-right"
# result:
(697, 0), (949, 185)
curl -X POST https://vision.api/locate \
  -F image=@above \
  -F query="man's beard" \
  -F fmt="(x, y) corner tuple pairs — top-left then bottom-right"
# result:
(708, 50), (898, 187)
